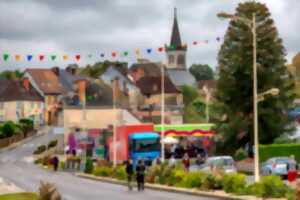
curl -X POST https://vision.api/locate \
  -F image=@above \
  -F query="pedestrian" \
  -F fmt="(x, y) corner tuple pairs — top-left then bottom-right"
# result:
(52, 156), (59, 171)
(182, 153), (190, 172)
(136, 159), (146, 191)
(125, 159), (134, 191)
(168, 154), (176, 167)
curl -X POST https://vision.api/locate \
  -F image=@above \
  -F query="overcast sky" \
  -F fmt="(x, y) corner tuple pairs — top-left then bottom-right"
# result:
(0, 0), (299, 71)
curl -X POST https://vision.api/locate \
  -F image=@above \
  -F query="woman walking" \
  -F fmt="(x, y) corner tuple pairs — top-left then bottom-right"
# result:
(136, 159), (146, 191)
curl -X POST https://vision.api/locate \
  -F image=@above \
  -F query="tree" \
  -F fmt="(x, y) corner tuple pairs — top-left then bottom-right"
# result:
(216, 1), (295, 153)
(293, 53), (300, 78)
(189, 64), (214, 81)
(0, 70), (23, 80)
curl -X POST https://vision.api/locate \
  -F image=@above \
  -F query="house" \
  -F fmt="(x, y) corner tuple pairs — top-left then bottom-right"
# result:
(24, 68), (64, 125)
(0, 79), (44, 125)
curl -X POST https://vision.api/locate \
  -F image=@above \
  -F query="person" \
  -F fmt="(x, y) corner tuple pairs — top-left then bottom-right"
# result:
(195, 154), (204, 167)
(153, 157), (161, 166)
(125, 159), (134, 191)
(52, 156), (59, 171)
(182, 153), (190, 172)
(168, 154), (176, 167)
(136, 159), (146, 191)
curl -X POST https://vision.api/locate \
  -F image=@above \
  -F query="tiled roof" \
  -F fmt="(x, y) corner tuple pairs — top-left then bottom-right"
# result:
(0, 80), (43, 102)
(197, 80), (216, 90)
(129, 62), (162, 77)
(57, 69), (86, 92)
(136, 76), (178, 95)
(26, 68), (64, 95)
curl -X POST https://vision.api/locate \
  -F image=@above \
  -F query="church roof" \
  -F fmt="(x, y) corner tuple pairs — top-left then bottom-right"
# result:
(167, 69), (196, 87)
(169, 8), (186, 51)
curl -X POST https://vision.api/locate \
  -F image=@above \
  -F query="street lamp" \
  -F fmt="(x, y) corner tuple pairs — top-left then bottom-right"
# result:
(219, 11), (282, 182)
(218, 11), (260, 182)
(161, 63), (166, 162)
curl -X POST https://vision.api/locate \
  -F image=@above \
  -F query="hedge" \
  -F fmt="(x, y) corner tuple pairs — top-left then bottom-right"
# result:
(259, 144), (300, 162)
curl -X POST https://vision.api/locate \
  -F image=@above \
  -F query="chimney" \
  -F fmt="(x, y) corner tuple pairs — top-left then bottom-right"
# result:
(52, 67), (60, 76)
(22, 77), (30, 91)
(76, 79), (86, 105)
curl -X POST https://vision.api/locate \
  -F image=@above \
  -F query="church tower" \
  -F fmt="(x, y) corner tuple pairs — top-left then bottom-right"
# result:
(166, 8), (187, 69)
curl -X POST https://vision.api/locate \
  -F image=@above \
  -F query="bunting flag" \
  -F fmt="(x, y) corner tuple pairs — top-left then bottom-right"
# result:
(135, 49), (140, 56)
(158, 47), (164, 52)
(27, 55), (33, 61)
(75, 54), (81, 61)
(63, 55), (69, 60)
(15, 55), (21, 61)
(39, 55), (45, 61)
(3, 54), (9, 61)
(1, 37), (223, 62)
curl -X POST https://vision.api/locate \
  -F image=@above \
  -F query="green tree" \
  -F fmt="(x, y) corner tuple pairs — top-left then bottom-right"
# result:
(0, 70), (23, 80)
(189, 64), (214, 81)
(216, 1), (295, 152)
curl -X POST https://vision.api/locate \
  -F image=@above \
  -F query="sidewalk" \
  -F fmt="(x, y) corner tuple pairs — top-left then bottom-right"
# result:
(0, 177), (23, 195)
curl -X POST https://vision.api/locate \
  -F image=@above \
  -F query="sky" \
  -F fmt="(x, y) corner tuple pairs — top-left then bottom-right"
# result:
(0, 0), (299, 71)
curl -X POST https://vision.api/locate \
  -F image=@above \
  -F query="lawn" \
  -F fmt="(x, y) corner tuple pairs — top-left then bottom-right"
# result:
(0, 193), (39, 200)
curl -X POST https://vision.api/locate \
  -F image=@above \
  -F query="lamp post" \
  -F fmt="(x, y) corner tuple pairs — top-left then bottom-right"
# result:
(161, 63), (165, 162)
(203, 86), (211, 123)
(111, 78), (117, 168)
(218, 12), (259, 182)
(218, 12), (281, 182)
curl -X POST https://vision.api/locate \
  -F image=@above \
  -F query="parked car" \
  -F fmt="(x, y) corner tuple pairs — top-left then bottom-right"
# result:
(261, 157), (299, 178)
(199, 156), (237, 173)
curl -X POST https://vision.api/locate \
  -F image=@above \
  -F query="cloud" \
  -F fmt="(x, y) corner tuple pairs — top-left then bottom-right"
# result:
(0, 0), (298, 71)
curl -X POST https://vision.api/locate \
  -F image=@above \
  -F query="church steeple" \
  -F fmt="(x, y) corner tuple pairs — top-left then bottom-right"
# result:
(170, 7), (182, 48)
(166, 8), (187, 69)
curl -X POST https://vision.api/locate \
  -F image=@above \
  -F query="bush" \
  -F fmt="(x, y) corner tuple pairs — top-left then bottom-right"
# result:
(179, 172), (207, 188)
(84, 157), (94, 174)
(39, 181), (61, 200)
(260, 144), (300, 163)
(1, 121), (21, 137)
(33, 145), (46, 154)
(59, 161), (65, 170)
(18, 118), (34, 135)
(145, 163), (173, 185)
(234, 148), (247, 161)
(201, 174), (223, 190)
(93, 166), (113, 177)
(246, 176), (290, 198)
(112, 166), (127, 180)
(166, 169), (186, 186)
(47, 140), (58, 149)
(223, 173), (246, 194)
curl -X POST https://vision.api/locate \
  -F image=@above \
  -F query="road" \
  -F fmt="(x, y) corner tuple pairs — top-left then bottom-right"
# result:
(0, 127), (220, 200)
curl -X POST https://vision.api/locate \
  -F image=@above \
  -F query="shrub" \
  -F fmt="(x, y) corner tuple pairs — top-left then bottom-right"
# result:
(42, 156), (51, 166)
(179, 172), (207, 188)
(93, 166), (113, 177)
(201, 174), (223, 190)
(84, 157), (94, 174)
(234, 148), (247, 161)
(33, 145), (46, 154)
(59, 161), (65, 170)
(145, 165), (161, 183)
(260, 144), (300, 163)
(112, 166), (127, 180)
(47, 140), (58, 149)
(18, 118), (34, 135)
(166, 169), (185, 186)
(246, 176), (290, 198)
(1, 121), (21, 137)
(223, 173), (246, 194)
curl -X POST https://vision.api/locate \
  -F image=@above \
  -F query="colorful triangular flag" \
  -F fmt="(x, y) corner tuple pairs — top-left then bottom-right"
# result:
(51, 55), (56, 60)
(3, 54), (9, 61)
(27, 55), (33, 61)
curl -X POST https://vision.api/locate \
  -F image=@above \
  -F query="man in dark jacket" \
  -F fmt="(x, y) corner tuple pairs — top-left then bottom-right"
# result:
(136, 159), (146, 191)
(125, 159), (134, 191)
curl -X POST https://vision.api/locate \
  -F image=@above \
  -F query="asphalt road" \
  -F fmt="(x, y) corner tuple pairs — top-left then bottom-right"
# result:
(0, 127), (220, 200)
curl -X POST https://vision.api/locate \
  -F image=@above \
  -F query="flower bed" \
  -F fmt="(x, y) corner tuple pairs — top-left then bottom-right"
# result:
(88, 162), (295, 199)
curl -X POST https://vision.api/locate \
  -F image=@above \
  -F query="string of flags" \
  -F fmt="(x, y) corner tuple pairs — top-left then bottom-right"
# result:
(1, 37), (222, 62)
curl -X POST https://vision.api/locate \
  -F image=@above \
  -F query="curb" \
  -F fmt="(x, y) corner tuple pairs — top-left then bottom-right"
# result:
(75, 173), (257, 200)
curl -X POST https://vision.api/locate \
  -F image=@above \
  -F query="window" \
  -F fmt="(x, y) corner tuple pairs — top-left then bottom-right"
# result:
(132, 138), (160, 153)
(168, 55), (175, 64)
(178, 55), (185, 65)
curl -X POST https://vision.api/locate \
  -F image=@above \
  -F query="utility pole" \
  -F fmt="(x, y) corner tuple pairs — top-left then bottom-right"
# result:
(112, 78), (117, 168)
